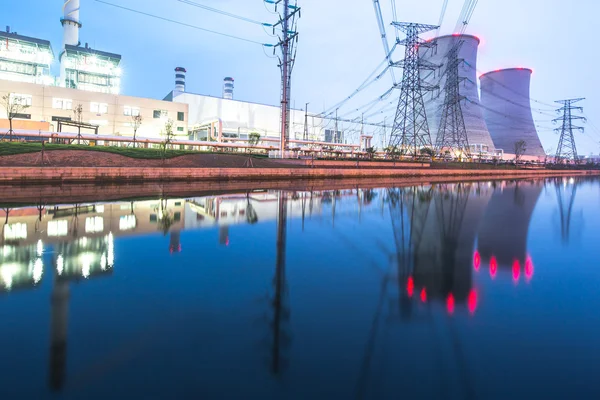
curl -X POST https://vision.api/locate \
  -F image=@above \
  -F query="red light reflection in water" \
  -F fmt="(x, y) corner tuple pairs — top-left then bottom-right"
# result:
(407, 277), (414, 298)
(512, 260), (521, 282)
(525, 256), (534, 281)
(468, 290), (478, 314)
(473, 251), (481, 271)
(420, 288), (427, 303)
(490, 256), (498, 279)
(447, 293), (455, 314)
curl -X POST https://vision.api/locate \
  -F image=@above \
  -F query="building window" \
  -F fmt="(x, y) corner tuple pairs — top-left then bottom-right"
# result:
(9, 93), (32, 106)
(177, 111), (185, 121)
(52, 98), (73, 110)
(153, 109), (168, 119)
(85, 216), (104, 233)
(4, 223), (27, 240)
(90, 102), (108, 114)
(124, 106), (140, 116)
(48, 220), (68, 237)
(177, 127), (184, 132)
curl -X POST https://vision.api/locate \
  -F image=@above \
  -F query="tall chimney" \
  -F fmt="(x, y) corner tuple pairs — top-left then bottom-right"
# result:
(175, 67), (187, 93)
(223, 77), (234, 100)
(60, 0), (81, 86)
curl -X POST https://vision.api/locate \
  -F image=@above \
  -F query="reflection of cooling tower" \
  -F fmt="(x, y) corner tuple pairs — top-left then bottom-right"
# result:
(414, 184), (492, 301)
(479, 68), (545, 157)
(477, 182), (543, 266)
(420, 35), (495, 151)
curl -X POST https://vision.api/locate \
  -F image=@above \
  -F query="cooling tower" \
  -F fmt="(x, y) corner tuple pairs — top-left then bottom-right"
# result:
(420, 35), (495, 152)
(479, 68), (545, 157)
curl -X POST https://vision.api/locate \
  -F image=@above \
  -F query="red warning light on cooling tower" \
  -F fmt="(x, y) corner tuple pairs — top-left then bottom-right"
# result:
(525, 256), (534, 281)
(490, 256), (498, 279)
(447, 293), (455, 314)
(512, 260), (521, 282)
(473, 251), (481, 271)
(468, 290), (478, 314)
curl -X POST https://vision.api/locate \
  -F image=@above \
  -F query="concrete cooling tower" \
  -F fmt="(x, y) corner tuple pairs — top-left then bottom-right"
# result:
(420, 35), (495, 153)
(479, 68), (545, 157)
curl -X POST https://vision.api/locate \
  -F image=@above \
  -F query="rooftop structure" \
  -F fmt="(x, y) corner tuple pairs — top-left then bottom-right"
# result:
(0, 28), (54, 85)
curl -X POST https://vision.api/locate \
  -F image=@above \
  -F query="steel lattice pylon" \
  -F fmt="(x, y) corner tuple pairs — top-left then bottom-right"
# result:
(435, 41), (471, 160)
(388, 22), (439, 157)
(554, 98), (586, 163)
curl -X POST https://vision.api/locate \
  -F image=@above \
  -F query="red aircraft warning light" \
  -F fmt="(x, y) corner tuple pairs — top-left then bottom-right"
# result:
(468, 290), (478, 314)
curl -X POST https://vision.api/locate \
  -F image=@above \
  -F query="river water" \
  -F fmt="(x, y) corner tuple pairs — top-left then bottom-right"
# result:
(0, 177), (598, 399)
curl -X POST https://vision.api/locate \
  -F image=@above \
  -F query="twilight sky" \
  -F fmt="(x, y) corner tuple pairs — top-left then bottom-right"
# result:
(5, 0), (600, 153)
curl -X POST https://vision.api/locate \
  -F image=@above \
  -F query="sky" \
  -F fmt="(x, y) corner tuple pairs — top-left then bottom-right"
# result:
(5, 0), (600, 153)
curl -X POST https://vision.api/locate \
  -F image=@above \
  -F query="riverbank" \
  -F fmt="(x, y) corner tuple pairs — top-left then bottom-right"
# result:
(1, 174), (596, 205)
(0, 165), (598, 185)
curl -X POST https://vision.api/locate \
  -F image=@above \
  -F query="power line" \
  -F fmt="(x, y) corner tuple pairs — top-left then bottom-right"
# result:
(177, 0), (267, 25)
(95, 0), (269, 46)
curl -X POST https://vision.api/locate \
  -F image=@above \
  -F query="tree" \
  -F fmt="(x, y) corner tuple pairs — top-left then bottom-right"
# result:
(73, 104), (84, 144)
(132, 114), (143, 147)
(365, 146), (376, 160)
(1, 94), (30, 141)
(514, 140), (527, 165)
(248, 131), (261, 150)
(385, 145), (403, 161)
(420, 147), (435, 159)
(160, 119), (174, 161)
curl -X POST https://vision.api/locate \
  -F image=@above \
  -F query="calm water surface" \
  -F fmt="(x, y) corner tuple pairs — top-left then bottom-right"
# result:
(1, 177), (599, 399)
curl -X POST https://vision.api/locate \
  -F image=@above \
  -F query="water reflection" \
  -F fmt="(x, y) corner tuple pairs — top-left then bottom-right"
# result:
(0, 177), (596, 398)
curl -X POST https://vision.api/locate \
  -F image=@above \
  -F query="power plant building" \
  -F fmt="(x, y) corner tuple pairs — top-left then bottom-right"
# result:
(479, 68), (546, 158)
(0, 28), (54, 85)
(420, 34), (496, 155)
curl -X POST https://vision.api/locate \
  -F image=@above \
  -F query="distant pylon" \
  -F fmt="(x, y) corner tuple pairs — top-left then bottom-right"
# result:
(435, 41), (471, 160)
(388, 22), (439, 158)
(554, 98), (586, 163)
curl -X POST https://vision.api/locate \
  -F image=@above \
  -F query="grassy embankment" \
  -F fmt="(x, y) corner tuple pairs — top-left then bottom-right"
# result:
(0, 142), (266, 160)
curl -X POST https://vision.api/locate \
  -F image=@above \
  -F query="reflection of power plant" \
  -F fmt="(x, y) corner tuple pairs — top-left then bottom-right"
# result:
(477, 181), (543, 267)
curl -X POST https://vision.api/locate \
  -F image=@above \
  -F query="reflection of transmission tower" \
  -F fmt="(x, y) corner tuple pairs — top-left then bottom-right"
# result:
(555, 179), (577, 244)
(432, 184), (471, 301)
(387, 186), (432, 319)
(270, 191), (291, 374)
(554, 98), (586, 163)
(435, 42), (471, 159)
(388, 22), (439, 157)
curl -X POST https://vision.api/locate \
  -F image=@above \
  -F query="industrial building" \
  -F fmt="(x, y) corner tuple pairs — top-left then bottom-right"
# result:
(0, 28), (54, 85)
(420, 34), (498, 157)
(165, 70), (327, 143)
(479, 68), (546, 158)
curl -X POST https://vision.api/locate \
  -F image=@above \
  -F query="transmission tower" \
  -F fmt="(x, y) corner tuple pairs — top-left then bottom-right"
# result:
(273, 0), (301, 155)
(435, 41), (471, 160)
(388, 22), (439, 158)
(554, 98), (586, 163)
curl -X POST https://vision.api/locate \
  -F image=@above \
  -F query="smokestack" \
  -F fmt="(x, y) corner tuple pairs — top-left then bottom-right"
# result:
(60, 0), (81, 86)
(61, 0), (81, 48)
(223, 77), (234, 100)
(175, 67), (186, 93)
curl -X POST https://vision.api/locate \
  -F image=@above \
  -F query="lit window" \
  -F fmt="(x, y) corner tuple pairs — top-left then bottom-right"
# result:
(119, 215), (136, 231)
(177, 127), (184, 132)
(90, 102), (109, 114)
(153, 110), (168, 119)
(124, 106), (140, 116)
(85, 217), (104, 233)
(4, 223), (27, 240)
(48, 220), (68, 237)
(52, 98), (73, 110)
(9, 93), (32, 106)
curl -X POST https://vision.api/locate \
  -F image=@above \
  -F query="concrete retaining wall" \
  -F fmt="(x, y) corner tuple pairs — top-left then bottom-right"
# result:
(0, 167), (598, 185)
